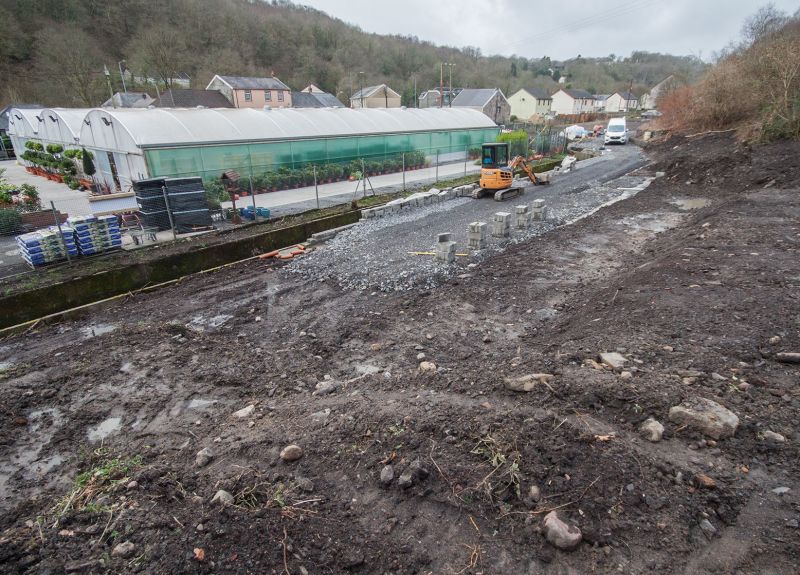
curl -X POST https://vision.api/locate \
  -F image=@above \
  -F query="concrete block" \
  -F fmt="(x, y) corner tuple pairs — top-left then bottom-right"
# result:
(532, 199), (546, 221)
(428, 188), (441, 195)
(492, 212), (512, 238)
(437, 232), (452, 243)
(435, 241), (456, 263)
(363, 209), (375, 219)
(516, 205), (531, 229)
(468, 221), (487, 249)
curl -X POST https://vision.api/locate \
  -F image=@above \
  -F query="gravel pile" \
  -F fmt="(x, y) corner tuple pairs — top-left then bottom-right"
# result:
(287, 147), (648, 292)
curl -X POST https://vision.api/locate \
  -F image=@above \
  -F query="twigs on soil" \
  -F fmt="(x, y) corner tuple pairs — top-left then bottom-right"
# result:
(281, 528), (291, 575)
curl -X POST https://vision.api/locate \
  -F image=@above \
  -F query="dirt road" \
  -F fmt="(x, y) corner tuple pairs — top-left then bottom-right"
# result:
(0, 133), (798, 574)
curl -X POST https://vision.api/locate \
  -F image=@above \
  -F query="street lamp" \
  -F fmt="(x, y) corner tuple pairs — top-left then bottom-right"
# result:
(358, 72), (365, 109)
(440, 62), (455, 107)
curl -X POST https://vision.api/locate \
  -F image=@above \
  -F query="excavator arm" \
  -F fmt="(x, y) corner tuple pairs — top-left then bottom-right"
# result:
(508, 156), (548, 185)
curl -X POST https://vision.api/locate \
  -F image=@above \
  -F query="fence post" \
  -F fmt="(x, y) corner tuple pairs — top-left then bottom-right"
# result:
(50, 200), (71, 263)
(161, 185), (177, 240)
(249, 168), (257, 218)
(402, 153), (406, 191)
(435, 151), (439, 184)
(361, 158), (366, 198)
(464, 145), (468, 177)
(313, 165), (320, 210)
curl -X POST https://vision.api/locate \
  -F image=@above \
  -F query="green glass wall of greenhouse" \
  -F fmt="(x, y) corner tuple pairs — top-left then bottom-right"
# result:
(144, 127), (500, 179)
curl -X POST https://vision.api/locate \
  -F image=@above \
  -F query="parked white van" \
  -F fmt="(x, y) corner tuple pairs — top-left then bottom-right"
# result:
(605, 117), (627, 145)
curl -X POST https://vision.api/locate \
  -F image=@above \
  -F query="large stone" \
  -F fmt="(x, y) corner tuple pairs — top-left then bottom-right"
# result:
(504, 373), (554, 392)
(542, 511), (582, 551)
(195, 447), (214, 468)
(211, 490), (234, 505)
(380, 465), (394, 486)
(280, 444), (304, 461)
(668, 397), (739, 439)
(639, 418), (664, 442)
(419, 361), (437, 373)
(775, 352), (800, 364)
(598, 352), (627, 370)
(232, 404), (255, 418)
(111, 541), (136, 558)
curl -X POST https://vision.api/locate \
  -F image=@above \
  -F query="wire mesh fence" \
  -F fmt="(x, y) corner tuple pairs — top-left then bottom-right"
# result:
(0, 136), (566, 279)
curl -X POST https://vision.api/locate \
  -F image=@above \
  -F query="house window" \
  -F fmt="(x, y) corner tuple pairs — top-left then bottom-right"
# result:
(244, 90), (252, 102)
(265, 90), (271, 101)
(277, 91), (284, 102)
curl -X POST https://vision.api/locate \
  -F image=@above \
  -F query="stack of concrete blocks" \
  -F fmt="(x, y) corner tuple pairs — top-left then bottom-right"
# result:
(435, 232), (457, 263)
(468, 221), (487, 249)
(492, 212), (512, 238)
(532, 199), (546, 221)
(515, 205), (531, 229)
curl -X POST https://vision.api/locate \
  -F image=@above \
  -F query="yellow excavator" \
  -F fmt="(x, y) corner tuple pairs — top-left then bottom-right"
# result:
(474, 142), (550, 201)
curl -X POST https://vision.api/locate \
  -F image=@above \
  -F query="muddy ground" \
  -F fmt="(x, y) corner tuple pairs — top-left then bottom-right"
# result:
(0, 132), (799, 574)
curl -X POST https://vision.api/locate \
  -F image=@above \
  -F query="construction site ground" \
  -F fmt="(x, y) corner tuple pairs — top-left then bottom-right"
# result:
(0, 132), (799, 574)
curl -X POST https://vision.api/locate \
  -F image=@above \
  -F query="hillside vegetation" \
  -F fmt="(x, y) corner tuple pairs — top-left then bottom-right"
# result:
(0, 0), (706, 108)
(659, 5), (800, 140)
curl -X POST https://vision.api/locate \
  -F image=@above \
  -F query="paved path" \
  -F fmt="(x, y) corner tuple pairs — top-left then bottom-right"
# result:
(222, 161), (481, 216)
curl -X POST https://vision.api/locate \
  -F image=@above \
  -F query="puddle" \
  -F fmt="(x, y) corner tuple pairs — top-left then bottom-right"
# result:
(671, 198), (711, 210)
(87, 416), (122, 443)
(189, 314), (233, 330)
(80, 323), (118, 339)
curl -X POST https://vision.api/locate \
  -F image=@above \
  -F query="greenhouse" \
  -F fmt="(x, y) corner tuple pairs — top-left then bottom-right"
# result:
(9, 107), (497, 192)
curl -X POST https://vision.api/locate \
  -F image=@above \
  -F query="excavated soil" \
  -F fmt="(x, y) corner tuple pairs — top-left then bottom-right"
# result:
(0, 132), (799, 574)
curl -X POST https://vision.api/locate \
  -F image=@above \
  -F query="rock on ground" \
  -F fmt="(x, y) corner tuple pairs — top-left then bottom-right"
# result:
(280, 444), (304, 461)
(639, 418), (664, 442)
(112, 541), (136, 558)
(542, 511), (582, 550)
(419, 361), (437, 373)
(211, 490), (234, 505)
(504, 373), (554, 392)
(380, 465), (394, 485)
(195, 447), (213, 468)
(598, 352), (627, 370)
(668, 397), (739, 439)
(233, 404), (255, 418)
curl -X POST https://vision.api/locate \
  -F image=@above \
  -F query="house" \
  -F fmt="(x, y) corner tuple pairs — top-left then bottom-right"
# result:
(550, 89), (595, 116)
(101, 92), (155, 108)
(450, 88), (510, 125)
(508, 88), (553, 120)
(605, 91), (639, 113)
(291, 89), (345, 108)
(418, 87), (462, 108)
(350, 84), (402, 108)
(0, 103), (42, 135)
(418, 90), (441, 108)
(206, 75), (293, 109)
(593, 95), (610, 112)
(640, 75), (681, 110)
(302, 84), (325, 94)
(152, 89), (233, 108)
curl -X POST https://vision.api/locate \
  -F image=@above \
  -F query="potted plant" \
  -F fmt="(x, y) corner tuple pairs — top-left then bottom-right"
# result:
(82, 148), (96, 192)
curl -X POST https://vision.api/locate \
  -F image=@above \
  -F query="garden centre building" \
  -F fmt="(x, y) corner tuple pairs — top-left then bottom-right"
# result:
(7, 107), (499, 193)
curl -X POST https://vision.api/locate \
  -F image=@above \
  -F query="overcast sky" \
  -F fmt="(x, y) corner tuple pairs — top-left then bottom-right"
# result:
(300, 0), (799, 60)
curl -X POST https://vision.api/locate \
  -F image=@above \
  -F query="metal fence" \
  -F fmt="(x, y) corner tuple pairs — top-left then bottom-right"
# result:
(0, 136), (568, 281)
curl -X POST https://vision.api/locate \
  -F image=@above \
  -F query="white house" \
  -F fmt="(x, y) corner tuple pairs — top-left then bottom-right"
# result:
(508, 88), (553, 120)
(605, 91), (639, 113)
(551, 89), (595, 116)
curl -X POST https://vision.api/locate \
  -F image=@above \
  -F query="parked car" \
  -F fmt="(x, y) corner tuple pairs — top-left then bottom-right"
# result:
(604, 117), (627, 145)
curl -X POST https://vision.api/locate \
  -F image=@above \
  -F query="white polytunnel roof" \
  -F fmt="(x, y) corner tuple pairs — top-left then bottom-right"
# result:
(7, 108), (45, 138)
(78, 107), (498, 153)
(39, 108), (92, 146)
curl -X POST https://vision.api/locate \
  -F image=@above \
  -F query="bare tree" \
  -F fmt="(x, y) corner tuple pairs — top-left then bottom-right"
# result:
(34, 25), (105, 106)
(742, 4), (789, 44)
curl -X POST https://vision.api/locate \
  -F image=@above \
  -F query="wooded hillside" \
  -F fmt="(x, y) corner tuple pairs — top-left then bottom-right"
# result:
(0, 0), (707, 107)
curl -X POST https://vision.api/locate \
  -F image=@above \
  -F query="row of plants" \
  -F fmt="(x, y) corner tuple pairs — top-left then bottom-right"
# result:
(19, 142), (95, 190)
(204, 151), (430, 207)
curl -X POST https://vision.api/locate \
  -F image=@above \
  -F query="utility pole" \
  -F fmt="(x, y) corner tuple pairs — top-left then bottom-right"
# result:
(359, 72), (365, 109)
(413, 74), (417, 108)
(448, 63), (455, 107)
(118, 60), (127, 93)
(439, 63), (444, 108)
(103, 65), (116, 107)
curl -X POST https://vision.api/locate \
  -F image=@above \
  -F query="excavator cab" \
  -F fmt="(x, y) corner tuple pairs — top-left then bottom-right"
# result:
(479, 143), (514, 191)
(481, 143), (510, 169)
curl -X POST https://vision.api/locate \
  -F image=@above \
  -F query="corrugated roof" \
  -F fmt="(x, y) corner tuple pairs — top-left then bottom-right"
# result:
(291, 91), (344, 108)
(102, 92), (154, 108)
(153, 89), (233, 108)
(215, 75), (290, 91)
(77, 107), (498, 153)
(451, 89), (503, 108)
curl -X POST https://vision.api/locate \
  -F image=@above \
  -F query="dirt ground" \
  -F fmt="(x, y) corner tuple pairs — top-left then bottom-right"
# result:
(0, 132), (799, 574)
